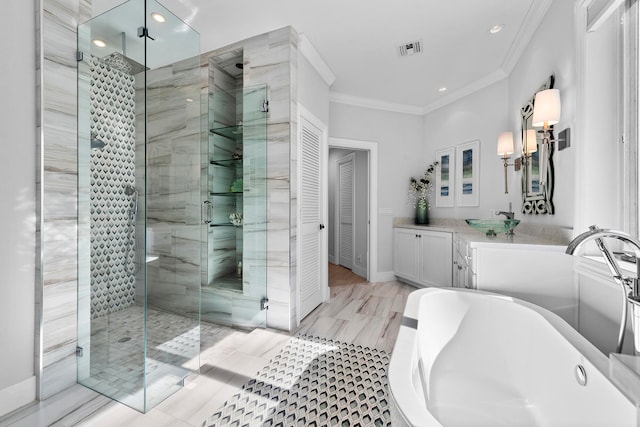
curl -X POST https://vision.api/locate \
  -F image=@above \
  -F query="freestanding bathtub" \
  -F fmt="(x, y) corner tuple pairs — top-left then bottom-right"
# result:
(389, 288), (638, 426)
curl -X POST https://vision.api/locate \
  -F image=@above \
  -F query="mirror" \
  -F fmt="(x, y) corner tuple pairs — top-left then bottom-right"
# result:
(521, 75), (555, 214)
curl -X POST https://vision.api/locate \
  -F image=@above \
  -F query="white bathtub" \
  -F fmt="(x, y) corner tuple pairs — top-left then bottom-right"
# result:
(389, 288), (638, 427)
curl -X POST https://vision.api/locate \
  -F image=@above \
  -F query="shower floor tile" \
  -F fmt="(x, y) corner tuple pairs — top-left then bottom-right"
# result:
(82, 306), (203, 410)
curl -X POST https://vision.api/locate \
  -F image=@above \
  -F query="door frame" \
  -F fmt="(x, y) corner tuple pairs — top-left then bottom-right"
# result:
(296, 104), (329, 325)
(328, 137), (378, 282)
(336, 152), (356, 270)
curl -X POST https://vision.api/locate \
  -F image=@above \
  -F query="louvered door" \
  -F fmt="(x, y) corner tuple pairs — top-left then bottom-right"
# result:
(338, 155), (354, 269)
(299, 116), (324, 319)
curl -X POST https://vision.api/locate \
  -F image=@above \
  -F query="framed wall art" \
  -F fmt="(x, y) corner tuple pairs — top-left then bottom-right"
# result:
(434, 147), (455, 208)
(455, 140), (480, 207)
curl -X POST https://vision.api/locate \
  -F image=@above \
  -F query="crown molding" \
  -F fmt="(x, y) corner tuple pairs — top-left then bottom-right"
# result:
(298, 34), (336, 87)
(501, 0), (553, 74)
(331, 69), (508, 116)
(587, 0), (624, 32)
(329, 92), (424, 115)
(422, 69), (509, 115)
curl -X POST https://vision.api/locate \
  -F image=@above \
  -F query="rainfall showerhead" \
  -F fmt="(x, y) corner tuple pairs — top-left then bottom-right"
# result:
(97, 32), (147, 75)
(99, 52), (147, 75)
(90, 133), (106, 150)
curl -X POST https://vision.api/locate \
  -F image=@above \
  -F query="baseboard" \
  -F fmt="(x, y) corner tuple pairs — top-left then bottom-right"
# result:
(0, 376), (36, 417)
(371, 271), (396, 283)
(351, 265), (367, 280)
(328, 255), (337, 265)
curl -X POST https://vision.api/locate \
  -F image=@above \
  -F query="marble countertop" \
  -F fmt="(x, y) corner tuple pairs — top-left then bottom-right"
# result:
(394, 218), (572, 247)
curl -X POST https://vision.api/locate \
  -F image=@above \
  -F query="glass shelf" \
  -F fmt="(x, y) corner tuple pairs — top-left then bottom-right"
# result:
(210, 158), (242, 167)
(209, 223), (243, 227)
(210, 125), (243, 140)
(210, 191), (243, 196)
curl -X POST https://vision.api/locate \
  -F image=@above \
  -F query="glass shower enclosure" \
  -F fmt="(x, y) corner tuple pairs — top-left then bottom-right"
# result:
(77, 0), (201, 412)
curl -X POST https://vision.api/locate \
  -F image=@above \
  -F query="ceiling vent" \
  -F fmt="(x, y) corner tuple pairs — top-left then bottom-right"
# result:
(398, 40), (422, 57)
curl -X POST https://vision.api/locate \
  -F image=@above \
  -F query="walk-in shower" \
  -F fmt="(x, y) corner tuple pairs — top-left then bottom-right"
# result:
(77, 0), (201, 412)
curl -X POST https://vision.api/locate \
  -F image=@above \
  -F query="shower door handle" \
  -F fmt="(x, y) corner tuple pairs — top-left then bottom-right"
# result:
(202, 200), (212, 224)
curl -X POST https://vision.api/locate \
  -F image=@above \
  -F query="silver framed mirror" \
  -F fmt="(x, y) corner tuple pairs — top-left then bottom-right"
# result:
(521, 75), (555, 214)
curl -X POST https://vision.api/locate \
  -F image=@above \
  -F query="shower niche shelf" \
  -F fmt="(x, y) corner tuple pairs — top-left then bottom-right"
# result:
(204, 83), (267, 329)
(210, 124), (243, 140)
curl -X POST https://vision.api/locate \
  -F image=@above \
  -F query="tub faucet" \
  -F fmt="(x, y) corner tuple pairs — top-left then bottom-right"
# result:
(566, 225), (640, 353)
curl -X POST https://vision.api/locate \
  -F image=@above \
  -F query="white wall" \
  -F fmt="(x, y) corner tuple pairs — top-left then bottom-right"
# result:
(0, 0), (37, 415)
(421, 0), (578, 229)
(507, 0), (577, 228)
(578, 6), (622, 231)
(423, 80), (511, 220)
(330, 103), (424, 275)
(298, 53), (330, 126)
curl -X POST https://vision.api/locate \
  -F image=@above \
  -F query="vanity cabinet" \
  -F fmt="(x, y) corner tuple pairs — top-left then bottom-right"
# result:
(453, 234), (476, 289)
(393, 227), (453, 287)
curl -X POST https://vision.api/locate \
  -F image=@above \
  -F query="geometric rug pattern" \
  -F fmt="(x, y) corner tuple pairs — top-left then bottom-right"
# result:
(201, 335), (391, 426)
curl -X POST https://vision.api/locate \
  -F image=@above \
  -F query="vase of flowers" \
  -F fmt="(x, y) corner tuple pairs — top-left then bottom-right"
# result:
(409, 161), (438, 225)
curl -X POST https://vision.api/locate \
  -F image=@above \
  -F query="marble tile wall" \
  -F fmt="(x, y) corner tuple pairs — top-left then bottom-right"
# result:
(37, 6), (300, 406)
(38, 0), (202, 400)
(36, 0), (91, 399)
(201, 26), (299, 331)
(142, 55), (202, 318)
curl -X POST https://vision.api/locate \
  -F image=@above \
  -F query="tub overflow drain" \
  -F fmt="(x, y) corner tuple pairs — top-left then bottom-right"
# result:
(575, 364), (587, 386)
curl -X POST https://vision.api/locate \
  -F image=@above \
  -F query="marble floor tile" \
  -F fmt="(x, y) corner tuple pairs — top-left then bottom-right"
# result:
(1, 280), (411, 427)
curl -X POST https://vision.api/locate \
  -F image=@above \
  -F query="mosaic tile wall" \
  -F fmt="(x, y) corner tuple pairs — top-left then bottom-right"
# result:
(89, 58), (137, 319)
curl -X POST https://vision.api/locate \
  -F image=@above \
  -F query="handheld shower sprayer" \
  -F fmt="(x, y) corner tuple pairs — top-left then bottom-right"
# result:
(124, 184), (140, 275)
(124, 184), (138, 220)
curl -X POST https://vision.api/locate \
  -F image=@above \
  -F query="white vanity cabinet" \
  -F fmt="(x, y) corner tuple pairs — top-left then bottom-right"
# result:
(393, 227), (453, 287)
(453, 234), (476, 289)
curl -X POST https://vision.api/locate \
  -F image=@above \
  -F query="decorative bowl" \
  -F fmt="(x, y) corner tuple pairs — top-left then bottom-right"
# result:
(465, 219), (521, 237)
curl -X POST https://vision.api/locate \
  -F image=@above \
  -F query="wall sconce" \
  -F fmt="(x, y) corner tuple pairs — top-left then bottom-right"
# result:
(497, 131), (520, 194)
(532, 88), (561, 186)
(523, 129), (538, 157)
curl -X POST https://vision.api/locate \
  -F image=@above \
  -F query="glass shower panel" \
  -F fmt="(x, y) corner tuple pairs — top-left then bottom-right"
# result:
(143, 0), (201, 411)
(204, 85), (267, 328)
(77, 0), (200, 413)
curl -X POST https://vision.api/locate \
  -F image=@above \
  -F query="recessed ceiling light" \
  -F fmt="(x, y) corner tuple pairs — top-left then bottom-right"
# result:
(438, 87), (447, 93)
(92, 39), (106, 48)
(489, 24), (504, 34)
(151, 12), (166, 23)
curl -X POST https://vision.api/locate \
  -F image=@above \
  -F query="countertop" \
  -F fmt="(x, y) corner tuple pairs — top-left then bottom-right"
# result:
(394, 218), (571, 247)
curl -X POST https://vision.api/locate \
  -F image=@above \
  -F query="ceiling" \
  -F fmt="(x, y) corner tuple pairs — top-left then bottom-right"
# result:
(93, 0), (552, 114)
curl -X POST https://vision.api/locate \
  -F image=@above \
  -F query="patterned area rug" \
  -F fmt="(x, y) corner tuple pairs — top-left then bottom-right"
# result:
(202, 335), (391, 426)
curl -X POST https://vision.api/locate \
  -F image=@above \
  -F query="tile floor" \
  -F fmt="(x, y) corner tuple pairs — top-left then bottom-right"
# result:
(0, 279), (414, 427)
(83, 306), (201, 411)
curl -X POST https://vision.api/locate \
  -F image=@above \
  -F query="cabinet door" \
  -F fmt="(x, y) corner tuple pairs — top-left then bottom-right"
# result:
(418, 230), (453, 287)
(453, 252), (465, 288)
(393, 228), (419, 282)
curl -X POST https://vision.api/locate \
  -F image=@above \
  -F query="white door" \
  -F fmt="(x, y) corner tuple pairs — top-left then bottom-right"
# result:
(338, 154), (354, 269)
(299, 114), (325, 319)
